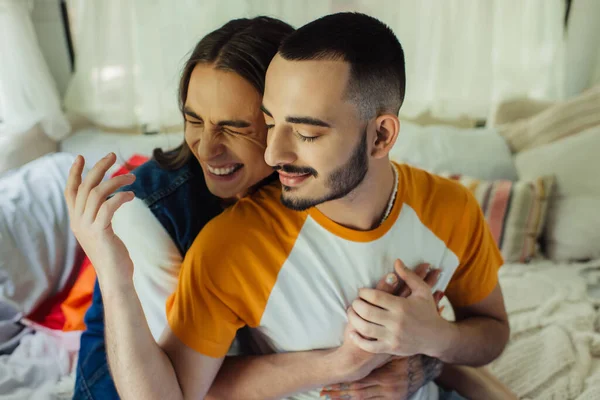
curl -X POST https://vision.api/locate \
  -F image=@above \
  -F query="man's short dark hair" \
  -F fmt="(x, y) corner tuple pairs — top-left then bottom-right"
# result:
(279, 12), (405, 120)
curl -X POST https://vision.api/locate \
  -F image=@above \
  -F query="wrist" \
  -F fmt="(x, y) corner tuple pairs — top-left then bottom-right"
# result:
(326, 348), (357, 382)
(330, 346), (386, 383)
(97, 269), (136, 297)
(426, 320), (459, 361)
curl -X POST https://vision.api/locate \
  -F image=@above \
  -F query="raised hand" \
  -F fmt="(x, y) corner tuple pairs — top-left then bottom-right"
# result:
(64, 153), (137, 284)
(348, 259), (450, 358)
(332, 262), (442, 383)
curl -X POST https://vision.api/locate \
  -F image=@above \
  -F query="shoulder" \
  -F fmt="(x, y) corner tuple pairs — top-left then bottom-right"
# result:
(397, 163), (472, 221)
(120, 157), (222, 253)
(186, 181), (307, 272)
(395, 163), (486, 257)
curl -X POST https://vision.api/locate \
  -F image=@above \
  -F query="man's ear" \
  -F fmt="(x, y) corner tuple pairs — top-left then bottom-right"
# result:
(371, 113), (400, 159)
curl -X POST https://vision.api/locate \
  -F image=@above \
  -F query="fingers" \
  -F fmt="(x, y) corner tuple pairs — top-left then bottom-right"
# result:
(74, 153), (117, 216)
(347, 307), (386, 340)
(393, 260), (431, 297)
(352, 298), (387, 325)
(322, 380), (375, 393)
(424, 269), (441, 289)
(81, 174), (136, 223)
(95, 191), (135, 230)
(350, 331), (386, 354)
(65, 155), (84, 212)
(374, 271), (400, 294)
(320, 384), (380, 399)
(357, 288), (397, 311)
(397, 262), (429, 298)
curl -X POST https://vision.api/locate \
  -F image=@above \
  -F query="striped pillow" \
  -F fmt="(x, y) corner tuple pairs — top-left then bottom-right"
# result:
(498, 85), (600, 153)
(440, 174), (555, 263)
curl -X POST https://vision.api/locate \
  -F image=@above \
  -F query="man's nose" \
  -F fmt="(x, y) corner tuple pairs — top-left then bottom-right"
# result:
(264, 126), (297, 167)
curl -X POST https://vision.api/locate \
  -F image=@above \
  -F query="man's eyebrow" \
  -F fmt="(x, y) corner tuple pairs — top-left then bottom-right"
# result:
(286, 116), (332, 128)
(184, 107), (250, 128)
(260, 105), (272, 117)
(261, 105), (332, 128)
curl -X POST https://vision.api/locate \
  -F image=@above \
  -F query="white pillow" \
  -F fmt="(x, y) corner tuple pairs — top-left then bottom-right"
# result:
(390, 121), (518, 181)
(0, 153), (80, 315)
(515, 126), (600, 261)
(0, 123), (58, 175)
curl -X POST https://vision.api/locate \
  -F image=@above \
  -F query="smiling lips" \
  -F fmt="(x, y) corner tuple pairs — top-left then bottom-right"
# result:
(277, 170), (311, 187)
(206, 163), (243, 180)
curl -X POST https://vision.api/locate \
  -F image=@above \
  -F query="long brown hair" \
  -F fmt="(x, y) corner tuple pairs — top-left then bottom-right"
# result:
(154, 17), (295, 170)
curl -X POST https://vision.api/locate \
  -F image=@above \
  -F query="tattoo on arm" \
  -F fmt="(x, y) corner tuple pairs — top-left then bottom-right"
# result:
(406, 355), (443, 398)
(421, 355), (443, 383)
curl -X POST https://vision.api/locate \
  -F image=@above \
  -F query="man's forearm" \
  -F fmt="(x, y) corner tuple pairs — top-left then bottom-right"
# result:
(433, 317), (509, 367)
(101, 278), (182, 400)
(208, 349), (351, 400)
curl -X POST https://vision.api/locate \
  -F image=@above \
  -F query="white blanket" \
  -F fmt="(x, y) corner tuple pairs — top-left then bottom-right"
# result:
(0, 326), (80, 400)
(0, 153), (80, 316)
(490, 259), (600, 399)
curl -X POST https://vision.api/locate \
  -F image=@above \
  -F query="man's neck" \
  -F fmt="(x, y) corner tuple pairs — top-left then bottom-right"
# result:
(315, 161), (396, 231)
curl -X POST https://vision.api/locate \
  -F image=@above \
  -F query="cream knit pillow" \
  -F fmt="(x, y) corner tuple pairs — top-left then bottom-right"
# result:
(498, 85), (600, 153)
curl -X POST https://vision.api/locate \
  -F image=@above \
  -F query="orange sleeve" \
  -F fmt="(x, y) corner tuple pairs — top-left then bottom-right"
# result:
(165, 183), (306, 357)
(445, 189), (504, 308)
(165, 224), (245, 358)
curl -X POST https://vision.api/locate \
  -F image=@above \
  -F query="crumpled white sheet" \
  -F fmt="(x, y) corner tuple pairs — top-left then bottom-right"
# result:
(0, 322), (80, 400)
(0, 153), (81, 316)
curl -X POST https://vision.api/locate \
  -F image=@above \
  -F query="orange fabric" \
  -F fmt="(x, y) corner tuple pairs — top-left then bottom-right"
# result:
(166, 181), (307, 357)
(61, 258), (96, 331)
(398, 165), (504, 308)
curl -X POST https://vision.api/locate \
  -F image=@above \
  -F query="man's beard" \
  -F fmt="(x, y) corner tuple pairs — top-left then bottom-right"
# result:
(279, 129), (369, 211)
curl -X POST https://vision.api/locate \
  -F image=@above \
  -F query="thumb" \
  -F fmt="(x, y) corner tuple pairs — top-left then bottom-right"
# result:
(375, 271), (400, 294)
(394, 259), (429, 296)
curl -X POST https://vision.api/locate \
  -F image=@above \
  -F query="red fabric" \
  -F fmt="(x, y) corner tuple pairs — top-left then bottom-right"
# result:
(26, 154), (149, 331)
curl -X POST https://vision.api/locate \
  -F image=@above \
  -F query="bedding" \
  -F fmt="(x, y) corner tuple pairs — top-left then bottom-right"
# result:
(389, 121), (519, 181)
(0, 123), (58, 175)
(59, 127), (182, 169)
(515, 125), (600, 262)
(439, 174), (555, 263)
(0, 153), (80, 316)
(497, 85), (600, 153)
(490, 258), (600, 400)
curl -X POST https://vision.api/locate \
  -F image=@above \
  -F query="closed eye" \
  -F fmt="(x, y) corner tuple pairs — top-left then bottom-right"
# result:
(294, 130), (318, 142)
(186, 119), (203, 126)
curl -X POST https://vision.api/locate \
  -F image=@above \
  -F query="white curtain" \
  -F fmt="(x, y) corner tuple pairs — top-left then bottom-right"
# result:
(0, 0), (70, 140)
(354, 0), (567, 119)
(64, 0), (599, 128)
(64, 0), (334, 132)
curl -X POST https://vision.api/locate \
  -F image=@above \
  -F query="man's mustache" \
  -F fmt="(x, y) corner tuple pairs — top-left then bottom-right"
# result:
(273, 165), (318, 178)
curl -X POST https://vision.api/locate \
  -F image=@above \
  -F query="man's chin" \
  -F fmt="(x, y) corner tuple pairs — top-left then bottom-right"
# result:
(280, 189), (335, 211)
(280, 193), (317, 211)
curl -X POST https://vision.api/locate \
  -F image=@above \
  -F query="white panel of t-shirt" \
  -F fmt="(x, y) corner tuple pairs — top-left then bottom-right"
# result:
(112, 198), (181, 341)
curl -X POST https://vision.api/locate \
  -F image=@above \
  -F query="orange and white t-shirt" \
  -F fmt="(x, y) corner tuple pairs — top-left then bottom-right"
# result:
(166, 163), (503, 400)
